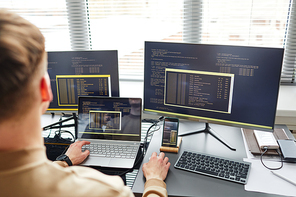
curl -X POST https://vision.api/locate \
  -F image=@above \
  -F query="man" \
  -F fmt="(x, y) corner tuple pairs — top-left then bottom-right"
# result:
(0, 9), (170, 197)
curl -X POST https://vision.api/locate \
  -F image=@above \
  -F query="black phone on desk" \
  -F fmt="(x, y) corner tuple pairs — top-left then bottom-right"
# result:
(161, 117), (179, 147)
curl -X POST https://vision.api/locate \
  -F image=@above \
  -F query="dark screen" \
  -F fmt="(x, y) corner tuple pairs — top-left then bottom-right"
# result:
(47, 50), (119, 112)
(77, 97), (141, 141)
(144, 41), (284, 131)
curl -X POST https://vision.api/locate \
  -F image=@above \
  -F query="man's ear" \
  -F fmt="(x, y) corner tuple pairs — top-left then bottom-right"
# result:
(40, 72), (53, 102)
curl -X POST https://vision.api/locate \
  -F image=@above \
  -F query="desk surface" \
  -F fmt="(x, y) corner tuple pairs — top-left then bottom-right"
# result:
(132, 121), (292, 197)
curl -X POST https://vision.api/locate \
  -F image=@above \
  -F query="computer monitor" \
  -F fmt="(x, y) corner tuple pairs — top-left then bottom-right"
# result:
(77, 96), (142, 141)
(143, 41), (284, 150)
(47, 50), (119, 112)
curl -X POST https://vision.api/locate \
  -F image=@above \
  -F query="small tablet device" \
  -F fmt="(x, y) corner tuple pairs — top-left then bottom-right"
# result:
(161, 117), (179, 147)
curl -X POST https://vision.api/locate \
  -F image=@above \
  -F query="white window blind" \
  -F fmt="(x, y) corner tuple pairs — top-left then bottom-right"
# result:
(66, 0), (92, 50)
(185, 0), (290, 47)
(87, 0), (183, 79)
(184, 0), (294, 84)
(282, 0), (296, 83)
(1, 0), (295, 83)
(0, 0), (71, 51)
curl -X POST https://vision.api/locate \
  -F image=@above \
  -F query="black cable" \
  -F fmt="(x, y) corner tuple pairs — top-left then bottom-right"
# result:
(142, 119), (159, 124)
(55, 130), (75, 142)
(46, 129), (52, 138)
(44, 113), (75, 143)
(146, 125), (160, 138)
(260, 147), (283, 170)
(60, 145), (70, 155)
(116, 144), (146, 177)
(143, 123), (157, 153)
(143, 116), (163, 155)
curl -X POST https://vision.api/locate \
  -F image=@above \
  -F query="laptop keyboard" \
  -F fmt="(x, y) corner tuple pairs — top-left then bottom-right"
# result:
(82, 143), (139, 159)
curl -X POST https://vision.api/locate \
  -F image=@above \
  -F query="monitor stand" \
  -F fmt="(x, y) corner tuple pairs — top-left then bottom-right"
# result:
(179, 123), (236, 151)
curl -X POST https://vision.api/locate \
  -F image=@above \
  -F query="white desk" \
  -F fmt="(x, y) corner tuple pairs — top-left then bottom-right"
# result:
(132, 123), (294, 197)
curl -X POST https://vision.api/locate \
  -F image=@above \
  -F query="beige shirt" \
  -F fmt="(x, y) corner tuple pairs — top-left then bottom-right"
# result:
(0, 147), (167, 197)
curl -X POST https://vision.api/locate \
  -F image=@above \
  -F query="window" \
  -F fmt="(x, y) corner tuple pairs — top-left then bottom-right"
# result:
(281, 1), (296, 83)
(87, 0), (183, 79)
(0, 0), (71, 51)
(1, 0), (295, 83)
(183, 0), (294, 83)
(186, 0), (289, 47)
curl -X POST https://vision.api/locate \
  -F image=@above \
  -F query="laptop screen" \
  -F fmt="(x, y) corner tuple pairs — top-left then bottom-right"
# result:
(77, 97), (142, 141)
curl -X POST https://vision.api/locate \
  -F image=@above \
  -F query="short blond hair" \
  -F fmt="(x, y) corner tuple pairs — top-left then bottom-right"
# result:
(0, 9), (45, 122)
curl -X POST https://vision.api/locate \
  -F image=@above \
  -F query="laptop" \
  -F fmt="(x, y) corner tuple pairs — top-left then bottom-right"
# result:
(77, 96), (142, 168)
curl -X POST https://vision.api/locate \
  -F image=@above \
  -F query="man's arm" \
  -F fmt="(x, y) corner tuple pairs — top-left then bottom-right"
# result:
(142, 152), (170, 197)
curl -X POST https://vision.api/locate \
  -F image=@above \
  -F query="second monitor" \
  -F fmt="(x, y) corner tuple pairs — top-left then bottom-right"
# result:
(144, 41), (284, 133)
(47, 50), (119, 112)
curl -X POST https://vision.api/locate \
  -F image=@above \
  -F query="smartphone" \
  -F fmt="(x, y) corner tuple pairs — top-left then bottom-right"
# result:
(162, 117), (179, 147)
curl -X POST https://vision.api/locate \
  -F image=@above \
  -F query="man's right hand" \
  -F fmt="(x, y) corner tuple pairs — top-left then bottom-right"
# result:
(142, 152), (170, 181)
(65, 140), (90, 165)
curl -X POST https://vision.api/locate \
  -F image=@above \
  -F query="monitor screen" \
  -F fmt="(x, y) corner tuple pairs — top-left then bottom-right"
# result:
(47, 50), (119, 112)
(144, 41), (284, 131)
(77, 97), (141, 141)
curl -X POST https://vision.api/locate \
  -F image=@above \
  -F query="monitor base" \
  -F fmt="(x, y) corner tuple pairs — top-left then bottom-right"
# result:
(179, 123), (236, 151)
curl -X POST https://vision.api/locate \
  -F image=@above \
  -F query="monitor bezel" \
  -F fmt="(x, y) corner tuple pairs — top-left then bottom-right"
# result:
(46, 50), (120, 113)
(143, 41), (284, 132)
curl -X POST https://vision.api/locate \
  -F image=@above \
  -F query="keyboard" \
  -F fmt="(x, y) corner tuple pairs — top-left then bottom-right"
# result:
(82, 143), (138, 159)
(174, 150), (251, 184)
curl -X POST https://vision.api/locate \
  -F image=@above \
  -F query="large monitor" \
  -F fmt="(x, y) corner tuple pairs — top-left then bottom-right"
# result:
(144, 41), (284, 150)
(47, 50), (119, 112)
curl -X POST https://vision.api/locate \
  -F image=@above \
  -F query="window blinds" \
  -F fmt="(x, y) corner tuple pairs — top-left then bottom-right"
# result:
(0, 0), (295, 83)
(282, 1), (296, 83)
(66, 0), (92, 50)
(183, 0), (294, 83)
(185, 0), (290, 47)
(86, 0), (183, 79)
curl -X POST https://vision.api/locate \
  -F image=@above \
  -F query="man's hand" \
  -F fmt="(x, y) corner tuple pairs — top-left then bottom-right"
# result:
(65, 141), (90, 165)
(142, 152), (170, 181)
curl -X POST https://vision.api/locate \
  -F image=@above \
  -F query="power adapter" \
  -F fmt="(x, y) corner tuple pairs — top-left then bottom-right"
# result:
(278, 139), (296, 162)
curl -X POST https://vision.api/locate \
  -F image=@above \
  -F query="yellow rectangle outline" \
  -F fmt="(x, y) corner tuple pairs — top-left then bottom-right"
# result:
(56, 75), (111, 107)
(164, 103), (231, 114)
(165, 68), (234, 77)
(89, 110), (121, 131)
(164, 68), (234, 114)
(78, 131), (139, 137)
(47, 108), (78, 111)
(57, 75), (111, 78)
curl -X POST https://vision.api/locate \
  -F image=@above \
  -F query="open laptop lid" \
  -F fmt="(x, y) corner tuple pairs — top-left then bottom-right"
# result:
(77, 96), (142, 142)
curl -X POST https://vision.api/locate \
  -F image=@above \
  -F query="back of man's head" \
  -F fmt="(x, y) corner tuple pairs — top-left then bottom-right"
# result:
(0, 9), (45, 122)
